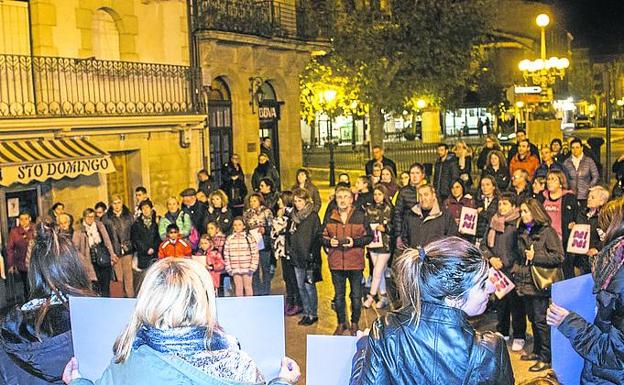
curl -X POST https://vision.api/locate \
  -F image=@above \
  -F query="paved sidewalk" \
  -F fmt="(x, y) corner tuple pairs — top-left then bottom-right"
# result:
(274, 183), (538, 384)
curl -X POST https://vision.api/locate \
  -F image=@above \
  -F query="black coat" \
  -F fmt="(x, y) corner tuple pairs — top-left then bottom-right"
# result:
(286, 211), (322, 270)
(131, 214), (161, 268)
(221, 162), (245, 182)
(365, 157), (397, 177)
(205, 206), (233, 235)
(252, 163), (280, 192)
(475, 195), (499, 239)
(354, 191), (374, 211)
(182, 201), (208, 234)
(480, 217), (521, 275)
(433, 153), (460, 198)
(220, 178), (248, 210)
(0, 305), (73, 385)
(481, 166), (510, 191)
(102, 206), (134, 256)
(393, 184), (420, 238)
(476, 147), (497, 170)
(402, 204), (457, 248)
(512, 223), (564, 297)
(349, 303), (514, 385)
(364, 202), (394, 253)
(558, 237), (624, 385)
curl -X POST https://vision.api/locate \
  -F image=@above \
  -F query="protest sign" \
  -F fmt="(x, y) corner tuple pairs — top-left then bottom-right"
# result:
(307, 335), (358, 385)
(70, 295), (284, 381)
(566, 224), (591, 254)
(368, 223), (383, 249)
(458, 206), (478, 235)
(552, 274), (596, 385)
(488, 267), (515, 299)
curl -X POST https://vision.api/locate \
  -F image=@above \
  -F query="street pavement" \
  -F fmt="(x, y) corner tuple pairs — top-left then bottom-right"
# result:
(274, 184), (540, 384)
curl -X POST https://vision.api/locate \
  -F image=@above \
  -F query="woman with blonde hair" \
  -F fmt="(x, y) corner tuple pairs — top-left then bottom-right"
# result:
(206, 189), (233, 234)
(63, 258), (300, 385)
(350, 237), (513, 384)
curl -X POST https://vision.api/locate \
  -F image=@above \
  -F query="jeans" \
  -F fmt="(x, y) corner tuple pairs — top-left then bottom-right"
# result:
(294, 267), (318, 318)
(94, 265), (112, 297)
(523, 295), (551, 363)
(282, 258), (301, 307)
(331, 269), (363, 325)
(496, 288), (526, 339)
(252, 250), (273, 295)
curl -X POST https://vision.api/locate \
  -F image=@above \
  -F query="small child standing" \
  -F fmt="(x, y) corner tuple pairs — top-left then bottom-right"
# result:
(195, 234), (225, 295)
(223, 217), (259, 296)
(207, 221), (226, 254)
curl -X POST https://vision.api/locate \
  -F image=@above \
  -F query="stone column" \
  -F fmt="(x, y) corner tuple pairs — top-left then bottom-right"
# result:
(421, 107), (441, 144)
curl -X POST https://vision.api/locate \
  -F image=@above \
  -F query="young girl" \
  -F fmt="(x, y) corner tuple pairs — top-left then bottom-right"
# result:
(206, 221), (226, 254)
(363, 185), (393, 309)
(243, 193), (274, 296)
(223, 217), (259, 296)
(272, 191), (302, 316)
(195, 234), (225, 295)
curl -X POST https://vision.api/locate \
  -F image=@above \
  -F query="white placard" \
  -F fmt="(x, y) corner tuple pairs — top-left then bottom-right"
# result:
(566, 224), (591, 254)
(250, 228), (265, 250)
(368, 223), (383, 249)
(488, 267), (515, 299)
(458, 206), (478, 236)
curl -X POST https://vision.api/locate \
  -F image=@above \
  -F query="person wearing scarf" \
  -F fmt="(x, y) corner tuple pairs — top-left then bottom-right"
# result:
(481, 192), (526, 352)
(547, 198), (624, 385)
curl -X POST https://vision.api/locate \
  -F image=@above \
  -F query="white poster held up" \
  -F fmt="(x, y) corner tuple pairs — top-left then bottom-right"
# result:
(458, 206), (478, 236)
(488, 267), (515, 299)
(250, 228), (265, 250)
(566, 224), (591, 254)
(368, 223), (383, 249)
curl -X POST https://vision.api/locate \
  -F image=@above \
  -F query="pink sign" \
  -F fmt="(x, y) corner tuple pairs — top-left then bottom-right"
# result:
(458, 206), (478, 236)
(566, 224), (591, 254)
(488, 267), (515, 299)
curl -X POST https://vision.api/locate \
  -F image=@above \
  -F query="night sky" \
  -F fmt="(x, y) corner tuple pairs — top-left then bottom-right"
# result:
(557, 0), (624, 55)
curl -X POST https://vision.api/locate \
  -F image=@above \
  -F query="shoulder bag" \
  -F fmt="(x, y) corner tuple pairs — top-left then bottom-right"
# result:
(530, 265), (564, 290)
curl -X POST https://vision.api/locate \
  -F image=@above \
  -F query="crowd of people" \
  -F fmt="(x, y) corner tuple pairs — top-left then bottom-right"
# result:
(1, 131), (624, 384)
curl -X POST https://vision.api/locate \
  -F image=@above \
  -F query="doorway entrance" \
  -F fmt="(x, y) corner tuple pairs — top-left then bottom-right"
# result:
(207, 77), (233, 187)
(5, 188), (39, 231)
(257, 81), (281, 172)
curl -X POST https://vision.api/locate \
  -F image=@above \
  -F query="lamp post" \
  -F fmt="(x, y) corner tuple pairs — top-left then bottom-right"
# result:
(536, 14), (550, 60)
(320, 89), (338, 186)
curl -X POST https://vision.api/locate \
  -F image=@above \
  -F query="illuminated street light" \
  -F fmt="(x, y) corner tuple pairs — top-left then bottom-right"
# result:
(416, 99), (427, 109)
(515, 101), (525, 108)
(536, 14), (550, 28)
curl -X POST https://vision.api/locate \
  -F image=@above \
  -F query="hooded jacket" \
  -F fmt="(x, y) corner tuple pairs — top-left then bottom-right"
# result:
(402, 202), (457, 248)
(0, 304), (73, 385)
(349, 303), (514, 385)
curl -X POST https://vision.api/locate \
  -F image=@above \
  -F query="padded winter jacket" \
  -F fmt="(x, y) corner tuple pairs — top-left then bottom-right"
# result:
(321, 207), (373, 270)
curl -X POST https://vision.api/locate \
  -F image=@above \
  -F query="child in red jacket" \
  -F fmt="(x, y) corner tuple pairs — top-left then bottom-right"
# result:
(194, 234), (225, 293)
(158, 224), (192, 259)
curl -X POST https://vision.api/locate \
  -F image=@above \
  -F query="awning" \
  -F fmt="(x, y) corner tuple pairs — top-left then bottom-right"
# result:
(0, 138), (116, 187)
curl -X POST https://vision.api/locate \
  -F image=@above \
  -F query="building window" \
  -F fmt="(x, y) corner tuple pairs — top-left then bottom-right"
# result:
(92, 9), (120, 61)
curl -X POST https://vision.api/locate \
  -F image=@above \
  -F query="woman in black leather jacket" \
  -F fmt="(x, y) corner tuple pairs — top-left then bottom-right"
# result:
(350, 236), (514, 385)
(548, 198), (624, 385)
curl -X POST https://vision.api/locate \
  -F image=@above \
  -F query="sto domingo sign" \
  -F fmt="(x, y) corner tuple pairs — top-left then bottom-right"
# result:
(0, 157), (115, 187)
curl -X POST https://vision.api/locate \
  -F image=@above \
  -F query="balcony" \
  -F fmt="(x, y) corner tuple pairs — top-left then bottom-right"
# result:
(0, 54), (196, 119)
(194, 0), (329, 41)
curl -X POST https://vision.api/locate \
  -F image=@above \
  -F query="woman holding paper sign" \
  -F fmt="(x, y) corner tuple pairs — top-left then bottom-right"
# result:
(62, 258), (301, 385)
(547, 198), (624, 385)
(514, 199), (564, 372)
(350, 237), (513, 385)
(0, 220), (96, 385)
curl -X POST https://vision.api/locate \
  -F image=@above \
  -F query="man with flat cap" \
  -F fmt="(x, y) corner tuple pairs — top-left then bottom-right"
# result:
(180, 187), (208, 235)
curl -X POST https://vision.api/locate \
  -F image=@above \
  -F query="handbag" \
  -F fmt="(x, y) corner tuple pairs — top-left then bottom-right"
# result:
(90, 242), (112, 267)
(530, 265), (564, 290)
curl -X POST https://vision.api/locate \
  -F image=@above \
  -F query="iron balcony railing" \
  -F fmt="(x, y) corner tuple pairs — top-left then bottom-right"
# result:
(0, 54), (196, 118)
(194, 0), (329, 41)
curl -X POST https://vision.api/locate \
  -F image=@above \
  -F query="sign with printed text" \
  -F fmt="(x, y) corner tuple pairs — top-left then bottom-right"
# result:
(566, 224), (591, 254)
(514, 86), (542, 94)
(488, 267), (515, 299)
(458, 206), (478, 236)
(70, 295), (285, 381)
(368, 223), (383, 249)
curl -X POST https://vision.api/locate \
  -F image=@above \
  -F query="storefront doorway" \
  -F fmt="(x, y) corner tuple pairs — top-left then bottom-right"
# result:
(207, 77), (233, 187)
(258, 81), (281, 172)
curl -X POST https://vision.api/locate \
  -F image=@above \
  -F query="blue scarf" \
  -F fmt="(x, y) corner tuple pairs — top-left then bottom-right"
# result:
(133, 325), (231, 356)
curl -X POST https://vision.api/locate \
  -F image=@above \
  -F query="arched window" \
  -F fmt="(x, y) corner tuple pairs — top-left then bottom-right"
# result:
(208, 77), (233, 186)
(92, 9), (120, 61)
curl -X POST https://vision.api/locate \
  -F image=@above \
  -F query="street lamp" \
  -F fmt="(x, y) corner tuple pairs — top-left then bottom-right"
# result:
(320, 89), (337, 186)
(518, 14), (569, 101)
(248, 76), (265, 114)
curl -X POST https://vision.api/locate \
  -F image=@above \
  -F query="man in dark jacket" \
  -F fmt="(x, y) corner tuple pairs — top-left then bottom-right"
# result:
(402, 185), (457, 248)
(433, 143), (460, 201)
(196, 169), (214, 196)
(365, 146), (397, 177)
(6, 211), (35, 299)
(480, 193), (526, 351)
(534, 146), (569, 181)
(322, 186), (373, 336)
(131, 200), (161, 270)
(102, 195), (135, 298)
(393, 163), (427, 245)
(252, 153), (280, 192)
(181, 187), (208, 235)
